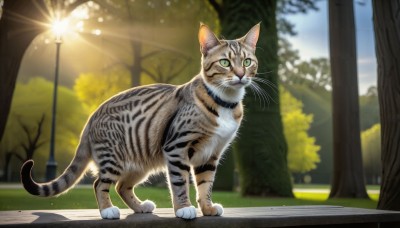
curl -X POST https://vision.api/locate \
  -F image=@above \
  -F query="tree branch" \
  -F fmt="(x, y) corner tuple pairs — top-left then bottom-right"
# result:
(31, 114), (45, 148)
(18, 119), (32, 146)
(141, 50), (163, 61)
(165, 58), (192, 83)
(142, 68), (158, 82)
(7, 152), (25, 162)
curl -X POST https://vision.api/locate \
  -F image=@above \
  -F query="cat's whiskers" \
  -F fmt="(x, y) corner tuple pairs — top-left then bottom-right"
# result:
(248, 77), (279, 110)
(249, 82), (269, 109)
(249, 82), (265, 108)
(252, 76), (279, 94)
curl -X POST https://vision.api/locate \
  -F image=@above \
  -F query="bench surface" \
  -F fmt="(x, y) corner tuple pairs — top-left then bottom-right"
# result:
(1, 205), (400, 227)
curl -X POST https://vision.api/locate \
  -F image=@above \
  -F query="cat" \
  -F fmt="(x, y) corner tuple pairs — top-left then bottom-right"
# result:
(21, 23), (260, 220)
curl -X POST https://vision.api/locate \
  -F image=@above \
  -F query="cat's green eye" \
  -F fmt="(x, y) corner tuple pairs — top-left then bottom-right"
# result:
(243, 58), (252, 67)
(219, 59), (231, 67)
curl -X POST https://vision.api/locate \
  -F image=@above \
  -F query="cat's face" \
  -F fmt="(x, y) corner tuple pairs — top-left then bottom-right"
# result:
(199, 23), (260, 91)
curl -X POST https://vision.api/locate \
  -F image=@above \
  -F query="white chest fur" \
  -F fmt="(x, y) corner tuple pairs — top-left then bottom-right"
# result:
(191, 108), (239, 166)
(215, 108), (239, 138)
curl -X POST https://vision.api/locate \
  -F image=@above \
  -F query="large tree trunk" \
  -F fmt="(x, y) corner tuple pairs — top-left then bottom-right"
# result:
(328, 0), (368, 198)
(0, 0), (48, 142)
(373, 0), (400, 211)
(218, 0), (293, 196)
(130, 39), (142, 87)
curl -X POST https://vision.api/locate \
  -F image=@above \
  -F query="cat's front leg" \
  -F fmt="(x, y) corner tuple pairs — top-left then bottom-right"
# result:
(194, 160), (224, 216)
(166, 159), (197, 219)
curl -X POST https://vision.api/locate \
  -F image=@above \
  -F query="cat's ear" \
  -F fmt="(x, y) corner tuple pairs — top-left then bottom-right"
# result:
(199, 23), (220, 55)
(239, 22), (260, 49)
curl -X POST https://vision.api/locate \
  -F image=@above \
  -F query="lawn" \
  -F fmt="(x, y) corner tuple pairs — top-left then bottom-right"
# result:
(0, 184), (379, 211)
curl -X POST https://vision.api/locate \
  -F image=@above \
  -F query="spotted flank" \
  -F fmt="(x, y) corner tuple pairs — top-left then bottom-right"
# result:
(20, 23), (260, 220)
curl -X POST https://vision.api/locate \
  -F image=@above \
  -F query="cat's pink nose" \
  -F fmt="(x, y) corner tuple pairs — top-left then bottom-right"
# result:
(234, 68), (245, 79)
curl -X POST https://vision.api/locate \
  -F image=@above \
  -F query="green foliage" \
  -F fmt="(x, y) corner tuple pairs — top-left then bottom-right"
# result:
(278, 38), (333, 183)
(73, 0), (218, 87)
(284, 84), (333, 183)
(278, 38), (331, 89)
(359, 86), (380, 131)
(0, 77), (87, 180)
(361, 124), (381, 184)
(74, 69), (131, 113)
(280, 87), (320, 174)
(277, 0), (319, 35)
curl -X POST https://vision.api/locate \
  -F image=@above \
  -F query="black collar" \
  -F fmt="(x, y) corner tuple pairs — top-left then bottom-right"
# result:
(203, 83), (238, 109)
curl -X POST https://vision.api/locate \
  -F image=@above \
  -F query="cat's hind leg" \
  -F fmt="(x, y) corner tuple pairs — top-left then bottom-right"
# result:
(94, 177), (120, 219)
(115, 172), (156, 213)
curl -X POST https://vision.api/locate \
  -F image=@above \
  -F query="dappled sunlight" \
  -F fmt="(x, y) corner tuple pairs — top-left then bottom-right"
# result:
(0, 0), (386, 209)
(294, 191), (328, 201)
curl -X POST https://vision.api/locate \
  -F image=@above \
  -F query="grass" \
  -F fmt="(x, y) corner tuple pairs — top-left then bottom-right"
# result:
(0, 184), (379, 211)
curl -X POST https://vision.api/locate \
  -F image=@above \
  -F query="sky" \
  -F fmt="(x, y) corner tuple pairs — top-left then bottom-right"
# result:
(284, 0), (376, 95)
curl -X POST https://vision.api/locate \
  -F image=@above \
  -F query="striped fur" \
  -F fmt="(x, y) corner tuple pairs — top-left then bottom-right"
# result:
(20, 23), (260, 220)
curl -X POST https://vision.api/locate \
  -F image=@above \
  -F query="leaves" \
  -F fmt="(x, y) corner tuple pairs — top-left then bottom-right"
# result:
(74, 69), (131, 113)
(281, 86), (320, 174)
(278, 38), (331, 90)
(361, 124), (381, 183)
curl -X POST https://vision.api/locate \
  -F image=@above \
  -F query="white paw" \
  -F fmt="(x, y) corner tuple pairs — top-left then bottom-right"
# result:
(100, 206), (120, 219)
(176, 206), (197, 220)
(213, 203), (224, 216)
(140, 200), (156, 213)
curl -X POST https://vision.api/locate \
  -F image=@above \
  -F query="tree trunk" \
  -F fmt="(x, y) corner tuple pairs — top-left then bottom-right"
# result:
(373, 0), (400, 210)
(0, 0), (48, 142)
(130, 39), (142, 87)
(218, 0), (293, 197)
(328, 0), (368, 198)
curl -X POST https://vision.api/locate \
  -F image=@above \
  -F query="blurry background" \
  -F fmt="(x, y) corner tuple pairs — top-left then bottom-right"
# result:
(0, 0), (380, 191)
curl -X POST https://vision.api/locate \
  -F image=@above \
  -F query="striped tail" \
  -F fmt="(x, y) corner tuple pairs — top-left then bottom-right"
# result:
(20, 136), (91, 197)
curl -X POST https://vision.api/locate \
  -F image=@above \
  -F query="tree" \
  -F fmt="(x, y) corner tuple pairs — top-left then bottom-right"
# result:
(0, 0), (48, 142)
(208, 0), (292, 196)
(278, 38), (301, 84)
(328, 0), (368, 198)
(2, 114), (46, 181)
(0, 0), (89, 143)
(279, 38), (331, 89)
(361, 124), (381, 185)
(373, 0), (400, 210)
(281, 87), (320, 176)
(359, 86), (380, 131)
(0, 78), (87, 180)
(207, 0), (318, 195)
(297, 58), (331, 90)
(82, 0), (210, 87)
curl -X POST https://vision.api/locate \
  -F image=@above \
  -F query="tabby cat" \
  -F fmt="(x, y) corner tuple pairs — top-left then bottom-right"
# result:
(21, 23), (260, 220)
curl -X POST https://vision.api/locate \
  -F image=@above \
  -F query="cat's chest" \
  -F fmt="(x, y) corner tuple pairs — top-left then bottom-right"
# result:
(191, 108), (239, 166)
(214, 108), (239, 138)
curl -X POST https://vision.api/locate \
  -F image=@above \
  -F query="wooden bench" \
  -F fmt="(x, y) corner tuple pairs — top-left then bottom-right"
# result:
(1, 206), (399, 227)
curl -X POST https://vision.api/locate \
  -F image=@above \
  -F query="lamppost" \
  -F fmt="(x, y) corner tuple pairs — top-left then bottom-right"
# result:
(46, 19), (67, 181)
